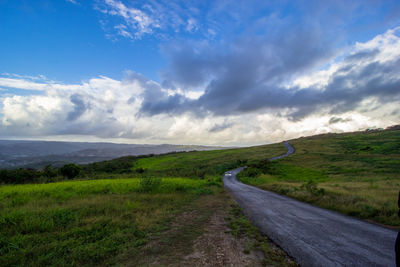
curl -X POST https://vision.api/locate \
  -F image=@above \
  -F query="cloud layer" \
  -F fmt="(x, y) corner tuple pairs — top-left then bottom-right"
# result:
(142, 27), (400, 120)
(1, 27), (399, 145)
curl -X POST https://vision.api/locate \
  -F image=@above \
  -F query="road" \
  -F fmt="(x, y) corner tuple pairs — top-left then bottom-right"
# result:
(223, 141), (397, 266)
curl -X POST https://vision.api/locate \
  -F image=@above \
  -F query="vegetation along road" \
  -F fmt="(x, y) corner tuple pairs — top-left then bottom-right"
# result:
(224, 141), (397, 266)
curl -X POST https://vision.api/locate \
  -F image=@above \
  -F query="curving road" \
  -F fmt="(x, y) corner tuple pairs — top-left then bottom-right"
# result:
(223, 141), (397, 266)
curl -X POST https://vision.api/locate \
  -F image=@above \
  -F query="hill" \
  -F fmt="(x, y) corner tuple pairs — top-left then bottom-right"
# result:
(0, 141), (294, 266)
(77, 125), (400, 227)
(0, 140), (224, 169)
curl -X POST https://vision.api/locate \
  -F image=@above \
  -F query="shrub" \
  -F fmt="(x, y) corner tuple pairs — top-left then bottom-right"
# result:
(135, 167), (145, 173)
(60, 164), (82, 179)
(139, 176), (162, 193)
(0, 168), (41, 184)
(301, 180), (325, 196)
(43, 165), (57, 180)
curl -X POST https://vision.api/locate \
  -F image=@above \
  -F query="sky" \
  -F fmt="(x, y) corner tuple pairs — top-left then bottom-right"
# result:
(0, 0), (400, 146)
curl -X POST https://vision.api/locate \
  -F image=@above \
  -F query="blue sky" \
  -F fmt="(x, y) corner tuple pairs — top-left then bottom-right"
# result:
(0, 0), (400, 145)
(2, 0), (399, 83)
(0, 0), (164, 82)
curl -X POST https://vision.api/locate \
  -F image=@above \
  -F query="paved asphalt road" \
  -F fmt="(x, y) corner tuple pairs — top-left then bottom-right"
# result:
(223, 141), (397, 266)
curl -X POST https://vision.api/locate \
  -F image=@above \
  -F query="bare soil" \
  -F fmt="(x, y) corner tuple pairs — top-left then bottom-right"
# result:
(129, 190), (294, 266)
(181, 206), (264, 267)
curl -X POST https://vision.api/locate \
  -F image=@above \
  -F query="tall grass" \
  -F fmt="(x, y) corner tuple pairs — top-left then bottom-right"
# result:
(0, 177), (218, 266)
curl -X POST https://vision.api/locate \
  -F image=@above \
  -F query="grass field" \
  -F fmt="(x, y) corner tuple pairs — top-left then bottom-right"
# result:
(0, 142), (292, 266)
(238, 129), (400, 227)
(0, 177), (218, 266)
(0, 175), (294, 266)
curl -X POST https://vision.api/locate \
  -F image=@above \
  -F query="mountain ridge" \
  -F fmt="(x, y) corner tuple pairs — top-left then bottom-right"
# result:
(0, 140), (226, 169)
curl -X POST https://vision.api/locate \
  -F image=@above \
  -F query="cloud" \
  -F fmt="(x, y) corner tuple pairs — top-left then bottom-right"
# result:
(114, 24), (133, 39)
(93, 0), (400, 45)
(209, 120), (234, 132)
(67, 94), (87, 121)
(329, 117), (352, 125)
(0, 77), (50, 91)
(141, 27), (400, 122)
(185, 18), (198, 33)
(102, 0), (155, 38)
(96, 0), (204, 40)
(0, 74), (143, 139)
(0, 71), (397, 146)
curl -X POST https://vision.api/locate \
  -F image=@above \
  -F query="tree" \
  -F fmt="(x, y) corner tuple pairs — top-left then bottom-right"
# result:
(60, 163), (81, 179)
(43, 165), (57, 179)
(0, 169), (10, 183)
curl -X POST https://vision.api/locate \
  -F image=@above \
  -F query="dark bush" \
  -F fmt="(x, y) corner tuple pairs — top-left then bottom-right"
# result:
(42, 165), (57, 179)
(60, 164), (82, 179)
(0, 168), (42, 184)
(135, 167), (145, 173)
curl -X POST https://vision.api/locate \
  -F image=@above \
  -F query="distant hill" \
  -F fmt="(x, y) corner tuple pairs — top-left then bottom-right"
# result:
(0, 140), (225, 169)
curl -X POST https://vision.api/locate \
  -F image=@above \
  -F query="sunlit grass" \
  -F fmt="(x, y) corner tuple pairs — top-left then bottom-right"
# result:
(0, 177), (209, 201)
(0, 177), (217, 266)
(132, 143), (285, 177)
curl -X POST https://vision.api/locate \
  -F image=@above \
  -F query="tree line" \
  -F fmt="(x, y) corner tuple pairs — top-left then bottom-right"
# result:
(0, 163), (82, 184)
(0, 154), (151, 184)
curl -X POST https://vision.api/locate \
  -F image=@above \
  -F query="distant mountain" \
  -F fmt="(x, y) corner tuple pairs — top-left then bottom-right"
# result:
(0, 140), (225, 169)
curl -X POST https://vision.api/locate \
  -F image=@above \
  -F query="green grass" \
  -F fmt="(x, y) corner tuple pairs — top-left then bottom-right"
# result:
(130, 143), (285, 178)
(0, 142), (289, 266)
(238, 129), (400, 227)
(0, 177), (217, 266)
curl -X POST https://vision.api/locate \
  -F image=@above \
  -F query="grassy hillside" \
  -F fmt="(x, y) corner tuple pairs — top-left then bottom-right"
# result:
(83, 127), (400, 227)
(0, 140), (294, 267)
(239, 128), (400, 227)
(0, 177), (216, 266)
(0, 142), (285, 184)
(130, 143), (285, 178)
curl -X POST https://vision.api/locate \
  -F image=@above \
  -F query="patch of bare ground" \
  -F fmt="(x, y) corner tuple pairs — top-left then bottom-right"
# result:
(181, 209), (264, 266)
(127, 189), (297, 266)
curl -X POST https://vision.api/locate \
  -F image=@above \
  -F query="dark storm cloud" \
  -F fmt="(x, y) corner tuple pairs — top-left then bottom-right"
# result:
(161, 26), (332, 91)
(126, 71), (197, 116)
(141, 94), (189, 115)
(344, 49), (380, 63)
(160, 42), (222, 89)
(139, 27), (400, 121)
(209, 120), (234, 132)
(329, 117), (352, 124)
(67, 94), (87, 121)
(141, 26), (335, 116)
